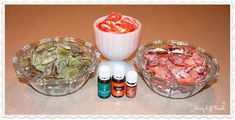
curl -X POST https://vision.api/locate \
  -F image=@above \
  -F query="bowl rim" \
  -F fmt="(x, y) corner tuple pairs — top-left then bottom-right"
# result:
(13, 36), (100, 82)
(93, 15), (142, 35)
(134, 39), (220, 87)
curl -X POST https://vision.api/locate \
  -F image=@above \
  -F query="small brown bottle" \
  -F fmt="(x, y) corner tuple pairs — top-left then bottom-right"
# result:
(126, 71), (138, 98)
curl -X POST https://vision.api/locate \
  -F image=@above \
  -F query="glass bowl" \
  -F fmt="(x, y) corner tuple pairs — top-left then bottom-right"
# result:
(12, 37), (100, 96)
(134, 40), (220, 99)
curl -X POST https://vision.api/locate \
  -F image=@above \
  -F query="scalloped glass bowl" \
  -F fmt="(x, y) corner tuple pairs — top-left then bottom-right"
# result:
(12, 37), (100, 96)
(134, 40), (220, 99)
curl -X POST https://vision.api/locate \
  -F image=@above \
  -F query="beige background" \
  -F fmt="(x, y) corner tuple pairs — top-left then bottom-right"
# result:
(5, 5), (230, 115)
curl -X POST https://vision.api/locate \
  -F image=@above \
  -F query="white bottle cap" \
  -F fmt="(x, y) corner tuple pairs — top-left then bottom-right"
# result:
(98, 65), (110, 80)
(113, 64), (125, 79)
(126, 71), (138, 84)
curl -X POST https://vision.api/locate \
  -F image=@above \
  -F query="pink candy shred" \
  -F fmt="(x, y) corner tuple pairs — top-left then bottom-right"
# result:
(97, 12), (138, 34)
(144, 45), (208, 85)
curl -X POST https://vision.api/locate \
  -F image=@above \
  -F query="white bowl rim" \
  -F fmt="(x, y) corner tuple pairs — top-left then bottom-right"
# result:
(93, 15), (142, 36)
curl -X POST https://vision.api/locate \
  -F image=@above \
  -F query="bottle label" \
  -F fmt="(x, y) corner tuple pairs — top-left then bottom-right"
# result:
(98, 82), (111, 98)
(112, 81), (125, 97)
(126, 86), (137, 98)
(113, 86), (124, 91)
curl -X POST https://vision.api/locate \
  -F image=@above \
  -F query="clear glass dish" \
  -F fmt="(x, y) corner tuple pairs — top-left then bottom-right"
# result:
(12, 37), (100, 96)
(134, 40), (220, 99)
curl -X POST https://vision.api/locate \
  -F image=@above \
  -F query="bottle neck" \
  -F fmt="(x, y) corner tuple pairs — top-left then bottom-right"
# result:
(99, 76), (110, 81)
(112, 76), (125, 82)
(114, 75), (124, 80)
(126, 81), (137, 86)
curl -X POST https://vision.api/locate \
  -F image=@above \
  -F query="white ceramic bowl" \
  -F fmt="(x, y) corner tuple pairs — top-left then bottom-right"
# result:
(93, 15), (141, 61)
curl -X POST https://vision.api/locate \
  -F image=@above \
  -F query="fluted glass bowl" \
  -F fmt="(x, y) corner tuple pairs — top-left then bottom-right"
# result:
(134, 40), (220, 99)
(12, 37), (100, 96)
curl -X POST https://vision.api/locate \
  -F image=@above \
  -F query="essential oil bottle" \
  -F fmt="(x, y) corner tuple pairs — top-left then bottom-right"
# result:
(126, 71), (138, 98)
(98, 65), (111, 99)
(111, 64), (126, 98)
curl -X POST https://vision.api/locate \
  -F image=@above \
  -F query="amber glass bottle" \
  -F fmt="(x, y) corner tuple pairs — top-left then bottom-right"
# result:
(126, 71), (138, 98)
(111, 64), (126, 98)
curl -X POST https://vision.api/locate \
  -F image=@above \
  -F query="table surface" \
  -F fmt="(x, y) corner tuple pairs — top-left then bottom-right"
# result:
(5, 5), (230, 115)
